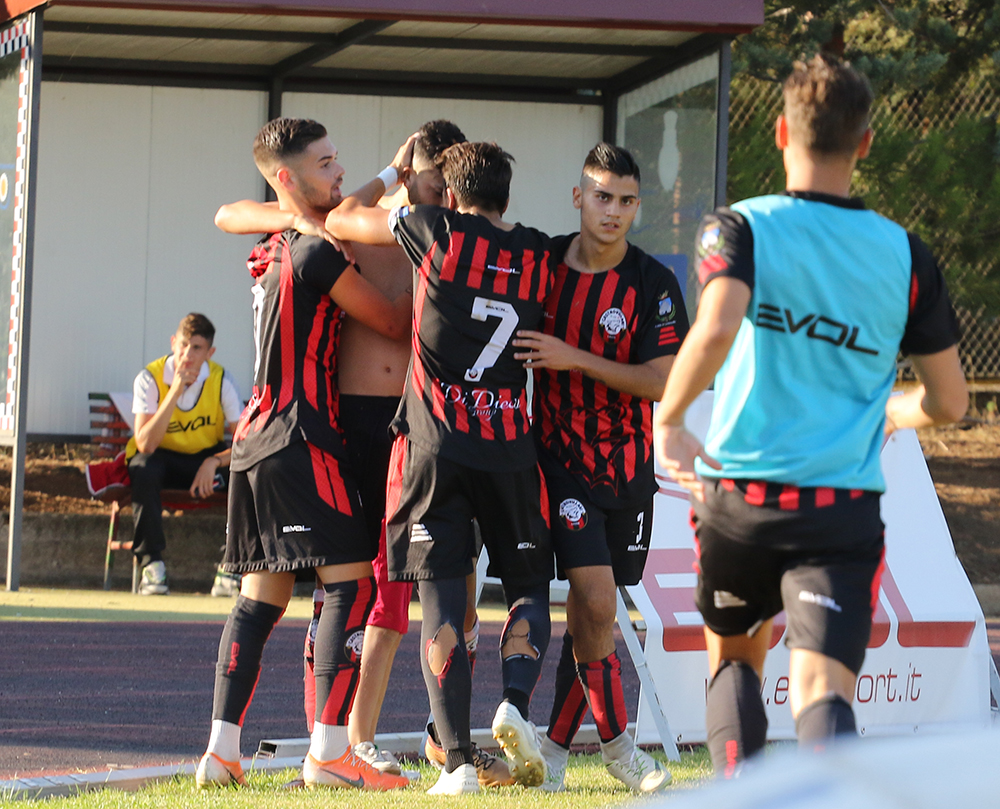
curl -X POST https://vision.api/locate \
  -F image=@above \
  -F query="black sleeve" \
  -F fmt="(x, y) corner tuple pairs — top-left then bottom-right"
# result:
(635, 257), (691, 362)
(289, 233), (349, 293)
(900, 233), (960, 356)
(389, 204), (447, 268)
(695, 208), (754, 292)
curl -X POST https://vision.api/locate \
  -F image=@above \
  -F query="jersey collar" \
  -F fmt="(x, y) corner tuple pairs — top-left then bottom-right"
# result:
(781, 190), (866, 209)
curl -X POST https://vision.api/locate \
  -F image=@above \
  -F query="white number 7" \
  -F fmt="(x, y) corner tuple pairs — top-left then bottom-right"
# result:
(465, 296), (520, 382)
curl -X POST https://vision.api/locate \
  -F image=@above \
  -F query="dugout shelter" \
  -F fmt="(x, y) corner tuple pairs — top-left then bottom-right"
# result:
(1, 0), (762, 586)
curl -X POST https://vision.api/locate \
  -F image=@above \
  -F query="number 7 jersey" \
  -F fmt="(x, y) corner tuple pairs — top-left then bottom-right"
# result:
(389, 205), (555, 471)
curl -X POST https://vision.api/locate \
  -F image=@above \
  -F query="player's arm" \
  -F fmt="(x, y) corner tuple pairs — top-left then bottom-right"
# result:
(328, 266), (411, 342)
(324, 134), (418, 246)
(512, 331), (673, 401)
(885, 347), (967, 433)
(133, 365), (198, 454)
(214, 199), (348, 256)
(190, 448), (231, 498)
(652, 277), (751, 498)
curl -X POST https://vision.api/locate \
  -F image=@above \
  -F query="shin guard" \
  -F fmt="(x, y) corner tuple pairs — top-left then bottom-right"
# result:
(795, 694), (856, 752)
(419, 578), (473, 769)
(313, 577), (375, 727)
(546, 632), (587, 748)
(577, 651), (628, 743)
(705, 660), (768, 779)
(212, 596), (284, 726)
(500, 583), (551, 713)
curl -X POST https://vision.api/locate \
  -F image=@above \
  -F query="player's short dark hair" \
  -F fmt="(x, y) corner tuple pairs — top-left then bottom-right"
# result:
(783, 54), (873, 155)
(178, 313), (215, 345)
(583, 142), (641, 184)
(253, 117), (328, 172)
(439, 142), (514, 214)
(414, 120), (467, 165)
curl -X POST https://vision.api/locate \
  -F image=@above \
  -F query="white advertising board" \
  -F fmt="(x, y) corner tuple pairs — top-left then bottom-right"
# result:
(632, 391), (992, 744)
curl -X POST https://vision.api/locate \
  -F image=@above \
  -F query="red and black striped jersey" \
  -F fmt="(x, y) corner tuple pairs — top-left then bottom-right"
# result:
(389, 205), (555, 471)
(536, 234), (690, 508)
(230, 231), (348, 472)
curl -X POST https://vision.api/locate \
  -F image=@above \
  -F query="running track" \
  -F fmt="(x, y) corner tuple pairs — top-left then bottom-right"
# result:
(3, 619), (998, 779)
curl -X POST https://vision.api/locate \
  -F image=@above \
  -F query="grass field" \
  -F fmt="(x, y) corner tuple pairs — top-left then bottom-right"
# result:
(5, 752), (713, 808)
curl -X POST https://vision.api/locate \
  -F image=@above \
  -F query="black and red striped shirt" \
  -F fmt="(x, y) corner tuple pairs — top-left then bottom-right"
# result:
(389, 205), (554, 471)
(231, 231), (348, 472)
(536, 234), (689, 508)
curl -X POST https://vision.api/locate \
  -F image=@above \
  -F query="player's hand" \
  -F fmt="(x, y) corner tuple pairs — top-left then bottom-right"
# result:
(190, 457), (220, 498)
(653, 422), (720, 502)
(390, 133), (419, 184)
(292, 215), (356, 263)
(513, 330), (583, 371)
(171, 360), (200, 393)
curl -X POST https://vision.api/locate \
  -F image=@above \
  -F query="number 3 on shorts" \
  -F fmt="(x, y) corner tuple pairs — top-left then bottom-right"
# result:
(465, 296), (519, 382)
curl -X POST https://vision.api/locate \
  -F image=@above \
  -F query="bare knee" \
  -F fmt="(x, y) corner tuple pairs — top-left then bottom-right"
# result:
(501, 618), (539, 660)
(426, 623), (460, 676)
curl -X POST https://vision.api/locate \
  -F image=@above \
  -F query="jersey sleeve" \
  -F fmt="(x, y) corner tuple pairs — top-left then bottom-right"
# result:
(899, 233), (961, 356)
(389, 204), (446, 268)
(221, 370), (243, 423)
(132, 369), (159, 415)
(695, 208), (754, 292)
(635, 259), (691, 362)
(290, 234), (349, 294)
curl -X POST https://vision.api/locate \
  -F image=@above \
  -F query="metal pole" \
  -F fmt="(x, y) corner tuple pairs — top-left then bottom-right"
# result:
(714, 40), (732, 209)
(6, 10), (42, 591)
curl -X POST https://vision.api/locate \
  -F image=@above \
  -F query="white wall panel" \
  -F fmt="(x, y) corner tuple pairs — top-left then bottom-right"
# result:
(30, 87), (600, 436)
(31, 83), (153, 435)
(29, 83), (265, 435)
(143, 86), (266, 404)
(283, 93), (602, 235)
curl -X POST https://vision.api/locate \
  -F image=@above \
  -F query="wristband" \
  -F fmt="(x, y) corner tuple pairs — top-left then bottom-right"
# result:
(377, 166), (398, 189)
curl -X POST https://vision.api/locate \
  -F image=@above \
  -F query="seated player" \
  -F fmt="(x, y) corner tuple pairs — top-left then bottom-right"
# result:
(125, 313), (242, 596)
(325, 141), (555, 794)
(654, 55), (967, 776)
(195, 117), (412, 791)
(513, 143), (687, 792)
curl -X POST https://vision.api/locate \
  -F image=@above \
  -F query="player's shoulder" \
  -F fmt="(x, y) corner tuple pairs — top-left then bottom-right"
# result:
(286, 230), (349, 270)
(549, 232), (576, 264)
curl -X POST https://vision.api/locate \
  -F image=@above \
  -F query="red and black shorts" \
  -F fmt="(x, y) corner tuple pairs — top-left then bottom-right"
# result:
(540, 452), (652, 586)
(692, 478), (885, 675)
(222, 440), (374, 574)
(384, 436), (553, 587)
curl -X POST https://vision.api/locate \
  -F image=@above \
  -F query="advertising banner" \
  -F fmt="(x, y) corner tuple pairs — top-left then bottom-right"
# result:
(632, 392), (992, 744)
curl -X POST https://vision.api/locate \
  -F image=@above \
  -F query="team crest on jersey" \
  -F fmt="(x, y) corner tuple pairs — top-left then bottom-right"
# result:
(558, 498), (588, 531)
(698, 219), (724, 258)
(599, 308), (627, 344)
(657, 291), (675, 323)
(345, 628), (365, 665)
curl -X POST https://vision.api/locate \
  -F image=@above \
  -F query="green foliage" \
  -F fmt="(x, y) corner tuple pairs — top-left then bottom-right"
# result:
(727, 1), (1000, 317)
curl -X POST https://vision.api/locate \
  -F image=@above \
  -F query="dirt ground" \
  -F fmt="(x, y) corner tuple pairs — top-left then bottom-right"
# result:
(0, 423), (998, 582)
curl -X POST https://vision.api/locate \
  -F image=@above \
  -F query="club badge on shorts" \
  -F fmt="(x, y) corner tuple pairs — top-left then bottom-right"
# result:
(558, 498), (588, 530)
(599, 307), (627, 344)
(345, 628), (366, 664)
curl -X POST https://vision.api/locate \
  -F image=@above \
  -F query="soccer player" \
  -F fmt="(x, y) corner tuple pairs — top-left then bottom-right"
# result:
(325, 141), (554, 794)
(195, 117), (413, 791)
(512, 143), (687, 792)
(215, 121), (509, 786)
(653, 55), (967, 777)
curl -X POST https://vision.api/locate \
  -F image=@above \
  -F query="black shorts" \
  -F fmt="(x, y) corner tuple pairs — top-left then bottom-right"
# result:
(339, 394), (399, 545)
(222, 440), (373, 574)
(693, 478), (885, 675)
(541, 454), (652, 586)
(385, 436), (553, 586)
